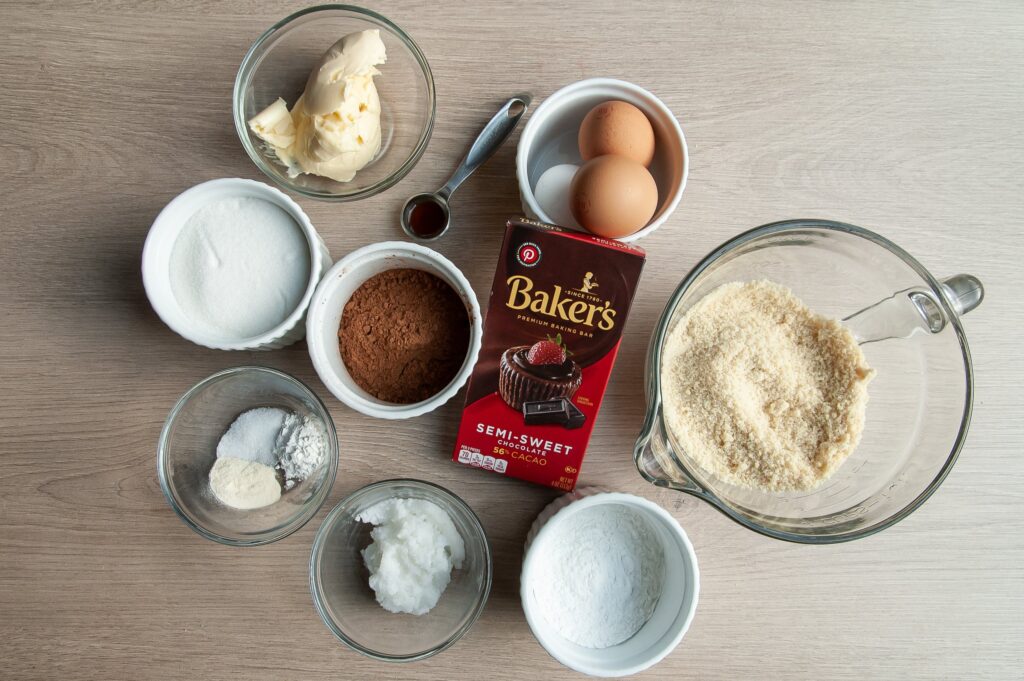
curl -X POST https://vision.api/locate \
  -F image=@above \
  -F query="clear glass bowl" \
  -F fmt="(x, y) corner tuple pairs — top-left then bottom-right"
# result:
(309, 479), (492, 661)
(158, 366), (339, 546)
(635, 220), (981, 543)
(233, 5), (435, 201)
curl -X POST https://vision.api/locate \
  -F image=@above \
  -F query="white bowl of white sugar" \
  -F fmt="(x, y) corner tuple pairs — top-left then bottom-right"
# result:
(520, 490), (699, 677)
(143, 178), (331, 350)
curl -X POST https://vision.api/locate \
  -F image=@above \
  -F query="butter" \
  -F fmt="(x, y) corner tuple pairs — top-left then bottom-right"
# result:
(248, 29), (386, 183)
(248, 98), (296, 150)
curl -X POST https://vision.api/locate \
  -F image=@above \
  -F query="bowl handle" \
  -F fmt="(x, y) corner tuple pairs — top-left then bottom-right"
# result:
(940, 273), (984, 316)
(844, 274), (984, 344)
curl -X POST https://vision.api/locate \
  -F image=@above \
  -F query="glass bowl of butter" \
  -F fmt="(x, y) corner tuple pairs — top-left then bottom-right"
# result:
(234, 6), (435, 201)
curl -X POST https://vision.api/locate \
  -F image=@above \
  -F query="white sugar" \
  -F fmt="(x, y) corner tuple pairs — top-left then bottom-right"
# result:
(216, 407), (289, 467)
(169, 196), (310, 339)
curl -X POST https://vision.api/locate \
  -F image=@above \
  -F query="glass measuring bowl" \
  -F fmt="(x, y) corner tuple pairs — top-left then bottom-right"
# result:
(634, 220), (983, 543)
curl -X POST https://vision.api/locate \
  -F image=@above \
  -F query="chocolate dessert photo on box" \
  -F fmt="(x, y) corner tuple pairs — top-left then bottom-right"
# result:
(499, 334), (581, 411)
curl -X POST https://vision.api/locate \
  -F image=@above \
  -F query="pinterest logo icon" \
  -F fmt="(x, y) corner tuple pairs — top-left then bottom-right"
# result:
(516, 242), (542, 267)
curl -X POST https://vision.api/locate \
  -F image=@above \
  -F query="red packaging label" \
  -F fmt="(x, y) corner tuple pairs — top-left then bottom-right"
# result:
(452, 218), (646, 490)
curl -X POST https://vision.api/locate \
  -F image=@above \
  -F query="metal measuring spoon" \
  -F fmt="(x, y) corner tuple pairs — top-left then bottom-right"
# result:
(402, 95), (531, 240)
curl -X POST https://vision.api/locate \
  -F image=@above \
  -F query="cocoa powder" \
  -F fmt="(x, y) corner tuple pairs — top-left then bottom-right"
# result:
(339, 268), (470, 404)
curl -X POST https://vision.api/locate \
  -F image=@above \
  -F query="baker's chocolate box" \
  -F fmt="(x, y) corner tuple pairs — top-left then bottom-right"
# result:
(452, 218), (646, 490)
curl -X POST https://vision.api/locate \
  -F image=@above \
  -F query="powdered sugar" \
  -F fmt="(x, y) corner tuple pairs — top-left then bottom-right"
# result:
(531, 504), (664, 648)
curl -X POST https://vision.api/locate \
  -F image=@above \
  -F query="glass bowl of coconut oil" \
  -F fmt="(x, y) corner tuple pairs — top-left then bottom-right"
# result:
(309, 479), (492, 661)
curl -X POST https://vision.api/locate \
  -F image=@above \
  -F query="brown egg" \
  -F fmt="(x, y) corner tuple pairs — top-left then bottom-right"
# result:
(578, 101), (656, 167)
(570, 155), (659, 238)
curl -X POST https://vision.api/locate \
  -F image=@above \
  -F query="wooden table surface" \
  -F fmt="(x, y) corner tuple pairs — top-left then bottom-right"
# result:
(2, 1), (1022, 679)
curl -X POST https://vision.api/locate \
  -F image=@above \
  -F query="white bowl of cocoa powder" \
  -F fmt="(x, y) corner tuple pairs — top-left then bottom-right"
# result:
(306, 242), (482, 419)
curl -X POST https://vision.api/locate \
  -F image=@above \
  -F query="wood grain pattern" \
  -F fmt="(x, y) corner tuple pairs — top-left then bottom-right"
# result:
(1, 1), (1022, 679)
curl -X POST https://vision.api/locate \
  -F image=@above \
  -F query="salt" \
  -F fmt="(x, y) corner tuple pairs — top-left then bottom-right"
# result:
(216, 407), (288, 467)
(169, 196), (310, 339)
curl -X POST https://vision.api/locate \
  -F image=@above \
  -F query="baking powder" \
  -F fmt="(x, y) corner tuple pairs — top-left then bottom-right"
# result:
(277, 413), (327, 490)
(531, 504), (665, 648)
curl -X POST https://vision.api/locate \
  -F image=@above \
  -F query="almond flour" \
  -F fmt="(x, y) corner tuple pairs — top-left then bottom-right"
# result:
(661, 280), (875, 492)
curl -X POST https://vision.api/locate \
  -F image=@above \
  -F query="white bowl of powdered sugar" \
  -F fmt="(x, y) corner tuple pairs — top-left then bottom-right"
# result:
(143, 178), (331, 350)
(520, 490), (699, 677)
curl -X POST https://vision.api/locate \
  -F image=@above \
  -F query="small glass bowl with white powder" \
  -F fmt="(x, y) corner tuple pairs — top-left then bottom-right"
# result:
(158, 366), (338, 546)
(310, 479), (492, 661)
(520, 490), (700, 677)
(142, 178), (331, 350)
